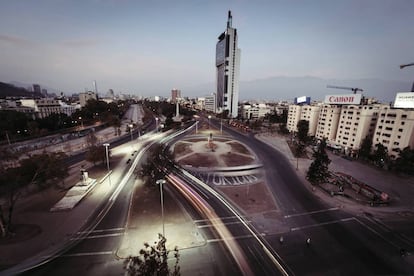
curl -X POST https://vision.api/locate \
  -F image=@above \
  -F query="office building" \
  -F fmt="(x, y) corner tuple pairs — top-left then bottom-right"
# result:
(171, 89), (181, 102)
(216, 10), (241, 118)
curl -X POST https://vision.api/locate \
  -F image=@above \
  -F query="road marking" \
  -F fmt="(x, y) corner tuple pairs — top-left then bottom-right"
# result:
(207, 233), (266, 243)
(70, 232), (124, 241)
(354, 218), (401, 249)
(284, 207), (339, 218)
(197, 220), (252, 229)
(60, 251), (114, 257)
(77, 227), (124, 234)
(290, 217), (355, 231)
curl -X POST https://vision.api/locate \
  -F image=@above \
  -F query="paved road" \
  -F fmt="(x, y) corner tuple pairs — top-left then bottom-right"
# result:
(211, 119), (414, 275)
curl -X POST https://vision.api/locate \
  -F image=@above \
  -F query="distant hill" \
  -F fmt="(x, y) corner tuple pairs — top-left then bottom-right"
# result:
(0, 82), (42, 98)
(182, 76), (413, 103)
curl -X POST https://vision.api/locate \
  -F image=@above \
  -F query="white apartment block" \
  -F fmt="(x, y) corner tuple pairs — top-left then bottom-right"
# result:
(300, 105), (321, 136)
(315, 105), (342, 142)
(241, 103), (271, 120)
(372, 106), (414, 159)
(335, 105), (381, 153)
(204, 94), (216, 113)
(79, 91), (98, 107)
(20, 98), (63, 119)
(287, 104), (321, 136)
(287, 105), (302, 132)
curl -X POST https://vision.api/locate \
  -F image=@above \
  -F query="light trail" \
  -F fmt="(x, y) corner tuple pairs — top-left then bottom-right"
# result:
(167, 174), (255, 276)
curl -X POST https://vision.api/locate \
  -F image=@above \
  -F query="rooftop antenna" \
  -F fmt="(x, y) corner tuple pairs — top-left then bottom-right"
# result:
(227, 10), (232, 28)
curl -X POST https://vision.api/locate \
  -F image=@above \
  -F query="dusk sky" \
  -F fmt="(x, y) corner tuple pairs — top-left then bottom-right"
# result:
(1, 0), (414, 98)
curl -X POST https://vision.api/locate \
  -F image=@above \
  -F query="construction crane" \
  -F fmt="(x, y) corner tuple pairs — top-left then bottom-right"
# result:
(399, 62), (414, 92)
(400, 62), (414, 69)
(327, 85), (363, 94)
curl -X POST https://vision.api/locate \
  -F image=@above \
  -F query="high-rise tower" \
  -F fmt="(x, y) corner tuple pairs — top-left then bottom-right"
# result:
(216, 10), (241, 118)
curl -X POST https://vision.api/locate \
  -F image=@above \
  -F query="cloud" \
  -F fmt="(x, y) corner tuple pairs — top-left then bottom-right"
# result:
(59, 38), (102, 48)
(0, 34), (33, 47)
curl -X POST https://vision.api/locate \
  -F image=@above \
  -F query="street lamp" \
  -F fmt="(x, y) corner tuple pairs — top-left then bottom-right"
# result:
(156, 179), (166, 237)
(220, 119), (223, 133)
(79, 116), (84, 129)
(129, 124), (133, 141)
(195, 121), (198, 134)
(155, 117), (159, 132)
(103, 143), (110, 172)
(208, 115), (211, 129)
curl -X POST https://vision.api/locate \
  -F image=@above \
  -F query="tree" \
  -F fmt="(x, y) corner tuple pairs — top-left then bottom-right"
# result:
(393, 147), (414, 174)
(372, 143), (388, 168)
(86, 145), (106, 165)
(358, 136), (372, 160)
(86, 131), (98, 148)
(307, 139), (331, 184)
(124, 233), (180, 276)
(0, 152), (68, 237)
(296, 120), (309, 145)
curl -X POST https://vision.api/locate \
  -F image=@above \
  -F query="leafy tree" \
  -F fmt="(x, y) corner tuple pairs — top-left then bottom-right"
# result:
(86, 131), (98, 148)
(278, 123), (289, 134)
(358, 136), (372, 160)
(0, 152), (68, 237)
(307, 139), (331, 184)
(136, 144), (173, 185)
(124, 234), (180, 276)
(296, 120), (309, 145)
(372, 143), (388, 168)
(393, 147), (414, 174)
(85, 145), (107, 165)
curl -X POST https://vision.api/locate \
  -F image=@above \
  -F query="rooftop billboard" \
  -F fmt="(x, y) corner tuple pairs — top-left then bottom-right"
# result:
(394, 92), (414, 108)
(294, 96), (310, 104)
(324, 94), (362, 105)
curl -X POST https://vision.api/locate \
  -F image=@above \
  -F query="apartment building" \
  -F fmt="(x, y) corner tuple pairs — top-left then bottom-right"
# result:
(241, 103), (271, 120)
(287, 105), (302, 132)
(372, 106), (414, 159)
(335, 104), (381, 155)
(300, 105), (321, 136)
(315, 105), (342, 142)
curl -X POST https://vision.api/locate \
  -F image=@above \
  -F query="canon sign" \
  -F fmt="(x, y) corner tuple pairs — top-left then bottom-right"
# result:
(324, 94), (362, 105)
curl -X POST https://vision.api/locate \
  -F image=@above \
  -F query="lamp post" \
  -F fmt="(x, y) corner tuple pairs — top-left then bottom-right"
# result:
(156, 179), (166, 237)
(195, 121), (198, 134)
(129, 124), (133, 141)
(220, 119), (223, 134)
(155, 117), (159, 132)
(103, 143), (110, 172)
(79, 116), (83, 129)
(208, 115), (211, 129)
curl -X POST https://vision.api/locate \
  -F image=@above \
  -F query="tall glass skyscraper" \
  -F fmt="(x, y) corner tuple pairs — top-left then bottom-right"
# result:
(216, 11), (241, 118)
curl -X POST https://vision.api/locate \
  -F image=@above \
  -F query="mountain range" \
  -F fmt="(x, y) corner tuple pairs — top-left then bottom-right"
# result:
(3, 76), (413, 103)
(183, 76), (413, 103)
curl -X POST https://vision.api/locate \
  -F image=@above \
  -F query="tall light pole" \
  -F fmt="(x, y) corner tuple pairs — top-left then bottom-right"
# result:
(79, 116), (83, 129)
(155, 117), (159, 132)
(156, 179), (166, 237)
(103, 143), (110, 172)
(220, 119), (223, 134)
(195, 121), (198, 134)
(400, 62), (414, 92)
(129, 124), (133, 141)
(208, 115), (211, 129)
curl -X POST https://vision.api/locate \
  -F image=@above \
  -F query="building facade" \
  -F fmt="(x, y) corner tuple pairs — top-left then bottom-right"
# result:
(204, 94), (216, 113)
(216, 11), (241, 118)
(315, 105), (342, 142)
(287, 105), (302, 133)
(79, 91), (98, 107)
(372, 106), (414, 159)
(171, 89), (181, 102)
(335, 104), (381, 154)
